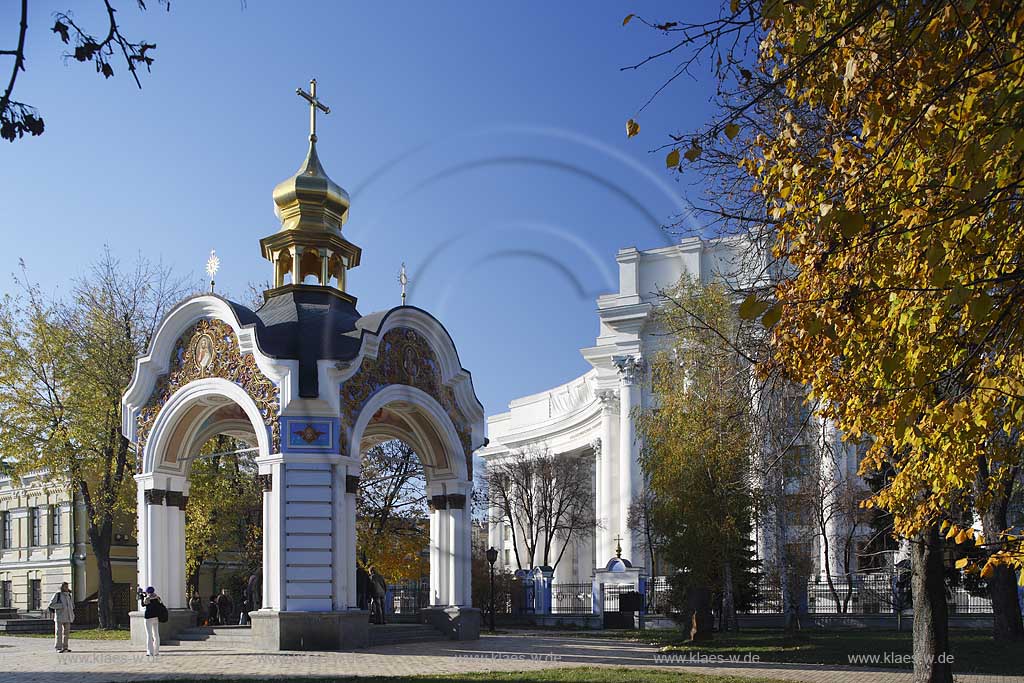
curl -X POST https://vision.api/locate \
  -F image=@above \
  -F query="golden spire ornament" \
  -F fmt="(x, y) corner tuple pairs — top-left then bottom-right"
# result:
(206, 249), (220, 293)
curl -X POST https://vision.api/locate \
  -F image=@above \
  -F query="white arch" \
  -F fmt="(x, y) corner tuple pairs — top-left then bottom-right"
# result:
(349, 383), (469, 483)
(142, 377), (272, 476)
(123, 295), (294, 443)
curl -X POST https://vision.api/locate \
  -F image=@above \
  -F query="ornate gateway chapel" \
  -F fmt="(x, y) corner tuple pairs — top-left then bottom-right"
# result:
(121, 81), (485, 650)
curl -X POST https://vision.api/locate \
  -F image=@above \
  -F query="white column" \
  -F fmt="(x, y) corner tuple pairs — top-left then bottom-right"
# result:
(596, 391), (618, 566)
(331, 457), (359, 611)
(143, 489), (167, 596)
(270, 462), (286, 610)
(428, 486), (449, 606)
(261, 480), (272, 609)
(445, 482), (472, 607)
(615, 357), (643, 564)
(135, 478), (148, 594)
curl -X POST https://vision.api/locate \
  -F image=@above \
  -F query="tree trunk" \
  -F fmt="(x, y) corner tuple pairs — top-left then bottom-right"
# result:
(721, 559), (737, 632)
(686, 584), (713, 641)
(977, 481), (1024, 642)
(910, 526), (952, 683)
(89, 519), (114, 629)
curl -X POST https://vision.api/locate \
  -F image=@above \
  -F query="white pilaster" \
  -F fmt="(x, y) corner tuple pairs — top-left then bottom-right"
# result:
(596, 391), (618, 566)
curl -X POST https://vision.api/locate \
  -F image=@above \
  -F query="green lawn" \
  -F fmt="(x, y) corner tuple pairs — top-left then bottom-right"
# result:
(567, 628), (1020, 676)
(143, 670), (786, 683)
(14, 626), (130, 640)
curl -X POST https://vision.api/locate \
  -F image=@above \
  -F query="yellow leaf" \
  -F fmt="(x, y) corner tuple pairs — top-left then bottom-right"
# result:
(739, 294), (770, 320)
(666, 149), (680, 168)
(955, 529), (970, 545)
(980, 561), (995, 579)
(761, 304), (782, 329)
(955, 558), (969, 569)
(623, 14), (635, 26)
(725, 123), (740, 140)
(626, 118), (640, 138)
(684, 144), (702, 162)
(730, 0), (740, 12)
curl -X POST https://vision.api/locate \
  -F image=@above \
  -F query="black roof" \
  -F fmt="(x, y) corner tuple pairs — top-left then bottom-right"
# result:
(228, 287), (365, 398)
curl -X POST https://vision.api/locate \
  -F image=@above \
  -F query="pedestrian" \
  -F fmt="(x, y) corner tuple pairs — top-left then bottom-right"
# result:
(216, 588), (233, 625)
(140, 586), (163, 657)
(207, 595), (219, 626)
(188, 591), (201, 615)
(48, 581), (74, 653)
(368, 566), (387, 625)
(238, 598), (249, 625)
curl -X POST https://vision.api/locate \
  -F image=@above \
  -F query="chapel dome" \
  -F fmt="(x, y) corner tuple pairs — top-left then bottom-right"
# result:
(271, 140), (351, 233)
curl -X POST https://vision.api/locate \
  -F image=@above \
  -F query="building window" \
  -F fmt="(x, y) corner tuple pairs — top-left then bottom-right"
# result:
(504, 548), (511, 566)
(1, 513), (10, 549)
(30, 508), (43, 547)
(51, 506), (62, 545)
(503, 524), (511, 542)
(0, 580), (10, 608)
(29, 579), (41, 610)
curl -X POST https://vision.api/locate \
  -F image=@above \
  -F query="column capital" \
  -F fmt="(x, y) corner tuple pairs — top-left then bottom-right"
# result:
(590, 437), (602, 457)
(446, 493), (467, 510)
(345, 474), (360, 494)
(612, 355), (644, 384)
(257, 473), (273, 492)
(143, 489), (166, 506)
(595, 389), (619, 411)
(428, 494), (448, 510)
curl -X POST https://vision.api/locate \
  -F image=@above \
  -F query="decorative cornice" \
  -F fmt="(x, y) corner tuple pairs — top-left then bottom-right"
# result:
(143, 489), (166, 506)
(345, 474), (360, 494)
(446, 493), (466, 510)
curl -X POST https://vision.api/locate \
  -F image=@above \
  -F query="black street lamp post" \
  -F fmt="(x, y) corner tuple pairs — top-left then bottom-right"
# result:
(486, 546), (498, 632)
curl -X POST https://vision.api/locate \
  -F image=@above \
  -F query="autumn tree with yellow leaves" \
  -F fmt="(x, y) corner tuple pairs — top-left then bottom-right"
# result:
(625, 0), (1024, 679)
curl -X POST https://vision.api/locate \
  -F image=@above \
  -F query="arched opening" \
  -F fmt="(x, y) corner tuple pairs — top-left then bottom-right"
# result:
(136, 379), (270, 626)
(349, 385), (473, 615)
(355, 438), (428, 620)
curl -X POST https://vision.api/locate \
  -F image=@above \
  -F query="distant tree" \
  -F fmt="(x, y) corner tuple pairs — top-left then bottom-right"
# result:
(485, 446), (592, 572)
(185, 435), (263, 598)
(0, 250), (187, 627)
(636, 277), (758, 639)
(357, 440), (429, 582)
(2, 0), (165, 142)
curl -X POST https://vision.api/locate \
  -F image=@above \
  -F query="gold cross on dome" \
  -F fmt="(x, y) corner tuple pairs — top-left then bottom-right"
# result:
(296, 78), (331, 143)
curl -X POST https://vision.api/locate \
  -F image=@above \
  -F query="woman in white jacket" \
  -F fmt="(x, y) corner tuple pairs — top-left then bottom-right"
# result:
(48, 582), (74, 653)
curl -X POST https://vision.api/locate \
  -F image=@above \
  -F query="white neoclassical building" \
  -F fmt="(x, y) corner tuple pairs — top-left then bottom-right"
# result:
(480, 238), (871, 584)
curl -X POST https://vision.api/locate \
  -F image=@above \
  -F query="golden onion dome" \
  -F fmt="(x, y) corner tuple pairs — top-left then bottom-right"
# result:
(271, 140), (351, 233)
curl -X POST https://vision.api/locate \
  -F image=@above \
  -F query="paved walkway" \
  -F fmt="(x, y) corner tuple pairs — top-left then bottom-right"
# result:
(0, 631), (1020, 683)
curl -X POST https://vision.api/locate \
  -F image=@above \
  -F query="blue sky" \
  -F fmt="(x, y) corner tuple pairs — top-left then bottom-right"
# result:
(2, 1), (720, 416)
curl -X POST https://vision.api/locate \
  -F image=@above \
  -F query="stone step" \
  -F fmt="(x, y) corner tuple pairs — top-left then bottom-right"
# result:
(175, 626), (253, 643)
(0, 618), (53, 634)
(367, 623), (445, 647)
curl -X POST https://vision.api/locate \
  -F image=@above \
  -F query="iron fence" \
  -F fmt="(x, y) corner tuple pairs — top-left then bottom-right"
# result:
(744, 572), (994, 615)
(551, 582), (593, 615)
(646, 576), (671, 615)
(387, 584), (429, 616)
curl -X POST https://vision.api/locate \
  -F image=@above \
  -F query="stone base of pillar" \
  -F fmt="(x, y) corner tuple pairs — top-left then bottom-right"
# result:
(129, 608), (196, 648)
(421, 606), (480, 641)
(249, 609), (370, 651)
